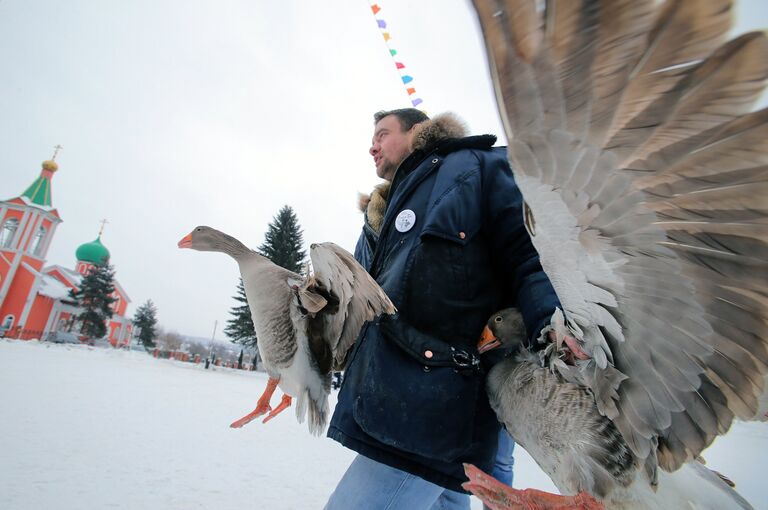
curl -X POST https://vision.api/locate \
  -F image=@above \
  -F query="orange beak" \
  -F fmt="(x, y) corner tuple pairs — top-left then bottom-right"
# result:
(178, 232), (193, 249)
(478, 326), (502, 354)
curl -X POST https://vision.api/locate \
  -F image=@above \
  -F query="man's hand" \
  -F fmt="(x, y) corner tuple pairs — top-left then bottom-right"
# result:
(548, 330), (590, 362)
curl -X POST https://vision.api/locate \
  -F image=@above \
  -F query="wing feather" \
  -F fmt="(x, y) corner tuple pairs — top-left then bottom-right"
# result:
(546, 0), (601, 138)
(609, 32), (768, 165)
(605, 0), (733, 144)
(309, 243), (395, 370)
(587, 0), (655, 146)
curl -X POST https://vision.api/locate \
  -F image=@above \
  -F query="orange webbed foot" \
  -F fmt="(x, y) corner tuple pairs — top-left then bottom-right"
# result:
(230, 376), (280, 428)
(262, 394), (292, 424)
(230, 401), (272, 428)
(462, 463), (603, 510)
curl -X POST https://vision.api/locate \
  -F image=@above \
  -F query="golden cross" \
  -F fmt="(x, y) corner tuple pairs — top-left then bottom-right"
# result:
(52, 145), (63, 161)
(98, 219), (109, 238)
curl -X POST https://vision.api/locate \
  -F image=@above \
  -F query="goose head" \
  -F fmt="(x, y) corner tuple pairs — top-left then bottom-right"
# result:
(178, 226), (252, 259)
(478, 308), (526, 354)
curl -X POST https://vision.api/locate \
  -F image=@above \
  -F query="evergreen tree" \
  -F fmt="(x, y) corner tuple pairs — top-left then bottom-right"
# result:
(133, 299), (158, 350)
(69, 262), (117, 339)
(258, 205), (306, 273)
(237, 349), (244, 369)
(224, 278), (258, 347)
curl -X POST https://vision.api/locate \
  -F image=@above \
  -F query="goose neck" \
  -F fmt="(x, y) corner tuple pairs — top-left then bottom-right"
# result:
(216, 234), (256, 261)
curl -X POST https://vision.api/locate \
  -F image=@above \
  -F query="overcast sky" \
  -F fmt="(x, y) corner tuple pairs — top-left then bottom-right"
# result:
(2, 1), (766, 339)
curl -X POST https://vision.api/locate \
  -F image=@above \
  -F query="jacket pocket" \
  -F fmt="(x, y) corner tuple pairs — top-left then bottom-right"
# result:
(352, 318), (482, 462)
(405, 231), (492, 342)
(408, 233), (469, 301)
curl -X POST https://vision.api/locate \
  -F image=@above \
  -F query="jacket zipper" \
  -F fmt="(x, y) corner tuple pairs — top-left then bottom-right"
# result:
(369, 157), (441, 278)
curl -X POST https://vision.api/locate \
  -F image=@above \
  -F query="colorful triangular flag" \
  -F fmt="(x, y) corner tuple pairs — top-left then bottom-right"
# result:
(367, 4), (425, 111)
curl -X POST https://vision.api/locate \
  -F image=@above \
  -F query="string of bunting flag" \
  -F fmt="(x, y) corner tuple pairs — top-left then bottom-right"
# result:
(368, 2), (425, 110)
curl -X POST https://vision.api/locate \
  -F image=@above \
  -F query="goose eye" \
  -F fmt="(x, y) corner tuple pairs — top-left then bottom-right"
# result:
(494, 316), (503, 323)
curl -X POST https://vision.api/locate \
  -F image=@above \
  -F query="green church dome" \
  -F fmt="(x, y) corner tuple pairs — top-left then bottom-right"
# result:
(76, 237), (110, 264)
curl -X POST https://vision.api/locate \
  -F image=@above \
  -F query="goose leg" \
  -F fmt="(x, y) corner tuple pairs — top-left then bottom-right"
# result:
(463, 464), (603, 510)
(230, 377), (280, 428)
(262, 394), (292, 423)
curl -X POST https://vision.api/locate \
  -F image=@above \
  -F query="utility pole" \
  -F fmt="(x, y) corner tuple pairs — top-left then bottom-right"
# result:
(205, 320), (217, 369)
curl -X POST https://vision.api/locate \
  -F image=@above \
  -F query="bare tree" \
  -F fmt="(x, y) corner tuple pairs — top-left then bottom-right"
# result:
(158, 330), (183, 351)
(186, 340), (209, 358)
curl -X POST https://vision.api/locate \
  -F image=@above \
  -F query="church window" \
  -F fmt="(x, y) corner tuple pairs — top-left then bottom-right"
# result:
(2, 315), (14, 329)
(30, 226), (47, 255)
(0, 218), (19, 248)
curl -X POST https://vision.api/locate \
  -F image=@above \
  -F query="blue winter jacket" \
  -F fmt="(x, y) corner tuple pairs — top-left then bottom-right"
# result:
(327, 125), (560, 492)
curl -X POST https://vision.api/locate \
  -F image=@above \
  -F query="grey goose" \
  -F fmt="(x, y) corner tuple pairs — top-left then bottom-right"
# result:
(471, 309), (756, 510)
(461, 0), (768, 509)
(179, 226), (395, 435)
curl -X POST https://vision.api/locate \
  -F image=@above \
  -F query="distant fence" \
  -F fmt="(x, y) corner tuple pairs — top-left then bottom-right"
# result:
(2, 328), (92, 344)
(151, 349), (258, 371)
(0, 330), (260, 371)
(0, 327), (50, 341)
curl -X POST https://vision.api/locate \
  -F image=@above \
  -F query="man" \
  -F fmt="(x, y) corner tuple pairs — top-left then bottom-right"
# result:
(325, 109), (559, 509)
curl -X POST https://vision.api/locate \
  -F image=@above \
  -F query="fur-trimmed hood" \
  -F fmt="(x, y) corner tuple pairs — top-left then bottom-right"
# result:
(357, 182), (390, 234)
(358, 112), (495, 233)
(409, 112), (468, 152)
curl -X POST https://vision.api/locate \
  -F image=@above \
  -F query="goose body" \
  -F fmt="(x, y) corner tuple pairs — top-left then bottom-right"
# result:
(238, 255), (330, 431)
(486, 351), (752, 510)
(179, 226), (395, 435)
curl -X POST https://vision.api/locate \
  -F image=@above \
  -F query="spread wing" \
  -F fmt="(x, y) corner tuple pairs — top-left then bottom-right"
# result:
(472, 0), (768, 471)
(305, 242), (395, 370)
(753, 374), (768, 421)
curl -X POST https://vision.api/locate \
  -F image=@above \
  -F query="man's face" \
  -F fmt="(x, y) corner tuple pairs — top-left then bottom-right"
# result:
(370, 115), (413, 181)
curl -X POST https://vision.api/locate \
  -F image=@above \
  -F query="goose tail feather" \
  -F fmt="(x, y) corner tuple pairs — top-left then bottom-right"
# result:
(652, 462), (754, 510)
(295, 388), (329, 436)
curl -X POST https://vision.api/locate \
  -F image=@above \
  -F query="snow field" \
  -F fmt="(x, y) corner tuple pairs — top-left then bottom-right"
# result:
(0, 340), (764, 509)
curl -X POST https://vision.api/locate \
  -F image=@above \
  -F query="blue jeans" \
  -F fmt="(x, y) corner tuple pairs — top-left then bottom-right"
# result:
(324, 455), (470, 510)
(325, 431), (515, 510)
(492, 429), (515, 486)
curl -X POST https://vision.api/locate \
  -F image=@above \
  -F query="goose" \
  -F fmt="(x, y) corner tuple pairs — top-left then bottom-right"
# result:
(178, 226), (395, 435)
(469, 308), (755, 510)
(459, 0), (768, 508)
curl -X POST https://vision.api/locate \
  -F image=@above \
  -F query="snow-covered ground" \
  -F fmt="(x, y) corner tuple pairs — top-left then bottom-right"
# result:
(0, 339), (765, 510)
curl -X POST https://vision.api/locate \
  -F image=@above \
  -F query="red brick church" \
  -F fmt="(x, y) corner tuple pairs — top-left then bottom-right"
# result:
(0, 156), (132, 346)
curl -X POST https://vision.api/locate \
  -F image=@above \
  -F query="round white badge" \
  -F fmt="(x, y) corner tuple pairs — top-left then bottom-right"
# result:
(395, 209), (416, 233)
